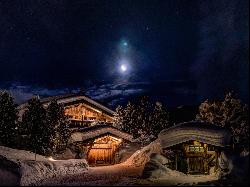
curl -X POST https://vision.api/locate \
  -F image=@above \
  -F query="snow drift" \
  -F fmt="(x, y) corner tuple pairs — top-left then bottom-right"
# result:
(123, 139), (162, 167)
(141, 153), (186, 179)
(0, 146), (88, 186)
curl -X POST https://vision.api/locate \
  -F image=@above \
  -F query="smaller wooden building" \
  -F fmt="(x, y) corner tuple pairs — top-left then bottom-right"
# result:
(71, 125), (133, 166)
(158, 121), (231, 174)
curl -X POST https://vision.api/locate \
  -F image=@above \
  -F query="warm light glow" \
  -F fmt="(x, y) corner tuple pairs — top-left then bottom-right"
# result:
(48, 156), (56, 161)
(112, 136), (122, 142)
(193, 140), (201, 145)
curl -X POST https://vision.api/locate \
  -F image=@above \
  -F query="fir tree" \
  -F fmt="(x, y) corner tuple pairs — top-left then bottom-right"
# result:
(113, 96), (170, 139)
(47, 100), (70, 154)
(21, 97), (50, 155)
(196, 100), (224, 124)
(220, 93), (249, 147)
(0, 91), (18, 147)
(151, 102), (170, 136)
(196, 92), (249, 150)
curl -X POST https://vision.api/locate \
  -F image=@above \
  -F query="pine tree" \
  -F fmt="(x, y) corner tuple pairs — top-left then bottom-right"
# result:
(113, 96), (170, 139)
(151, 102), (170, 136)
(114, 102), (139, 136)
(113, 105), (125, 130)
(21, 97), (50, 155)
(220, 93), (249, 147)
(0, 91), (18, 147)
(196, 92), (249, 150)
(47, 100), (70, 154)
(138, 96), (154, 135)
(196, 100), (224, 124)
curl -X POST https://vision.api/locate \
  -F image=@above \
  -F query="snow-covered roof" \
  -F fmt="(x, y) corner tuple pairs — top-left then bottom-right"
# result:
(71, 125), (133, 142)
(17, 93), (115, 116)
(158, 121), (231, 148)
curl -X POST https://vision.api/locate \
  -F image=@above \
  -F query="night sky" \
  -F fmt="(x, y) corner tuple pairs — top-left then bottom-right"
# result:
(0, 0), (249, 108)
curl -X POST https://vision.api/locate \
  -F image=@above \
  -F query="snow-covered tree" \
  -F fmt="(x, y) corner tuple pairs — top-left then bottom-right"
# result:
(220, 93), (249, 147)
(0, 91), (18, 147)
(196, 92), (249, 150)
(114, 102), (139, 136)
(151, 102), (170, 136)
(196, 100), (224, 124)
(21, 97), (51, 155)
(47, 100), (70, 154)
(113, 96), (170, 139)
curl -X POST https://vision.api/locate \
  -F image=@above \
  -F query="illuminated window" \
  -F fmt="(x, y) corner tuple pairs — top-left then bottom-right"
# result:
(189, 145), (204, 152)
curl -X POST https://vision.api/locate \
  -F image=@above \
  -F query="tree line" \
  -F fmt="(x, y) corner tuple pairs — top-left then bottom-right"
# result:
(113, 93), (249, 151)
(0, 90), (249, 156)
(0, 91), (70, 156)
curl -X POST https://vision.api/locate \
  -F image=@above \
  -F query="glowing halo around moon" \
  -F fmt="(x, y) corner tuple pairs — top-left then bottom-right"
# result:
(117, 39), (131, 75)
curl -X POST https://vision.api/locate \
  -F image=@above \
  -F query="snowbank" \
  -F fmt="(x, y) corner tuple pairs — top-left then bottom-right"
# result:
(53, 148), (77, 160)
(141, 153), (219, 185)
(118, 142), (142, 163)
(217, 152), (249, 186)
(0, 146), (88, 186)
(123, 139), (162, 167)
(140, 149), (250, 186)
(141, 153), (186, 179)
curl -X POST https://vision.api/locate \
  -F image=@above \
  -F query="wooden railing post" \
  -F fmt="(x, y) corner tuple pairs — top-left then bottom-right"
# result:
(175, 154), (178, 170)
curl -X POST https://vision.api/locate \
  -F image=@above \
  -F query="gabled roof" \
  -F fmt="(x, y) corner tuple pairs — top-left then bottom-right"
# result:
(17, 93), (115, 116)
(71, 125), (133, 142)
(158, 121), (232, 148)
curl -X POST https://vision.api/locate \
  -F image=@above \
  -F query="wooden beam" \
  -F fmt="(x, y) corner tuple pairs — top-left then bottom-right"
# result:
(175, 154), (178, 170)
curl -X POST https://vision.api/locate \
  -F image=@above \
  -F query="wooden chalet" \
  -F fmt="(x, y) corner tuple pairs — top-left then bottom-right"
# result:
(158, 121), (231, 175)
(17, 93), (115, 126)
(70, 125), (133, 166)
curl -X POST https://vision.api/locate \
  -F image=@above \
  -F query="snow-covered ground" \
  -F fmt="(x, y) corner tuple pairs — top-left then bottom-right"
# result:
(0, 141), (161, 186)
(149, 173), (219, 186)
(1, 142), (248, 186)
(0, 146), (88, 186)
(40, 163), (144, 186)
(123, 139), (162, 167)
(38, 140), (220, 186)
(33, 140), (160, 186)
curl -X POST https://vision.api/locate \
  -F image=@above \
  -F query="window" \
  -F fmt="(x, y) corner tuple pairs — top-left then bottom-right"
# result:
(189, 145), (204, 152)
(208, 146), (215, 151)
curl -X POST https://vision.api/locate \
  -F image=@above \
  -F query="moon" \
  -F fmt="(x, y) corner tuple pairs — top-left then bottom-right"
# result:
(120, 64), (127, 72)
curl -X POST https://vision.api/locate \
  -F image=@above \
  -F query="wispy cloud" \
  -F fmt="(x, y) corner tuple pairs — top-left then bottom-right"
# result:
(0, 83), (76, 104)
(1, 80), (198, 108)
(85, 82), (146, 107)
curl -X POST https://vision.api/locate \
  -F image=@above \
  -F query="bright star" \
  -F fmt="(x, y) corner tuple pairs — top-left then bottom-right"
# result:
(123, 41), (128, 46)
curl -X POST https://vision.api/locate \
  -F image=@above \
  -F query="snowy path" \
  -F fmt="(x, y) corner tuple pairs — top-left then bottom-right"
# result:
(149, 174), (219, 186)
(40, 163), (145, 186)
(40, 163), (219, 186)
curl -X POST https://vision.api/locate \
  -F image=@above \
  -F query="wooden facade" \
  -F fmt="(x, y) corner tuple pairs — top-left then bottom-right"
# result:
(86, 135), (122, 165)
(163, 140), (219, 174)
(70, 125), (133, 166)
(64, 103), (113, 123)
(158, 122), (231, 175)
(17, 93), (115, 126)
